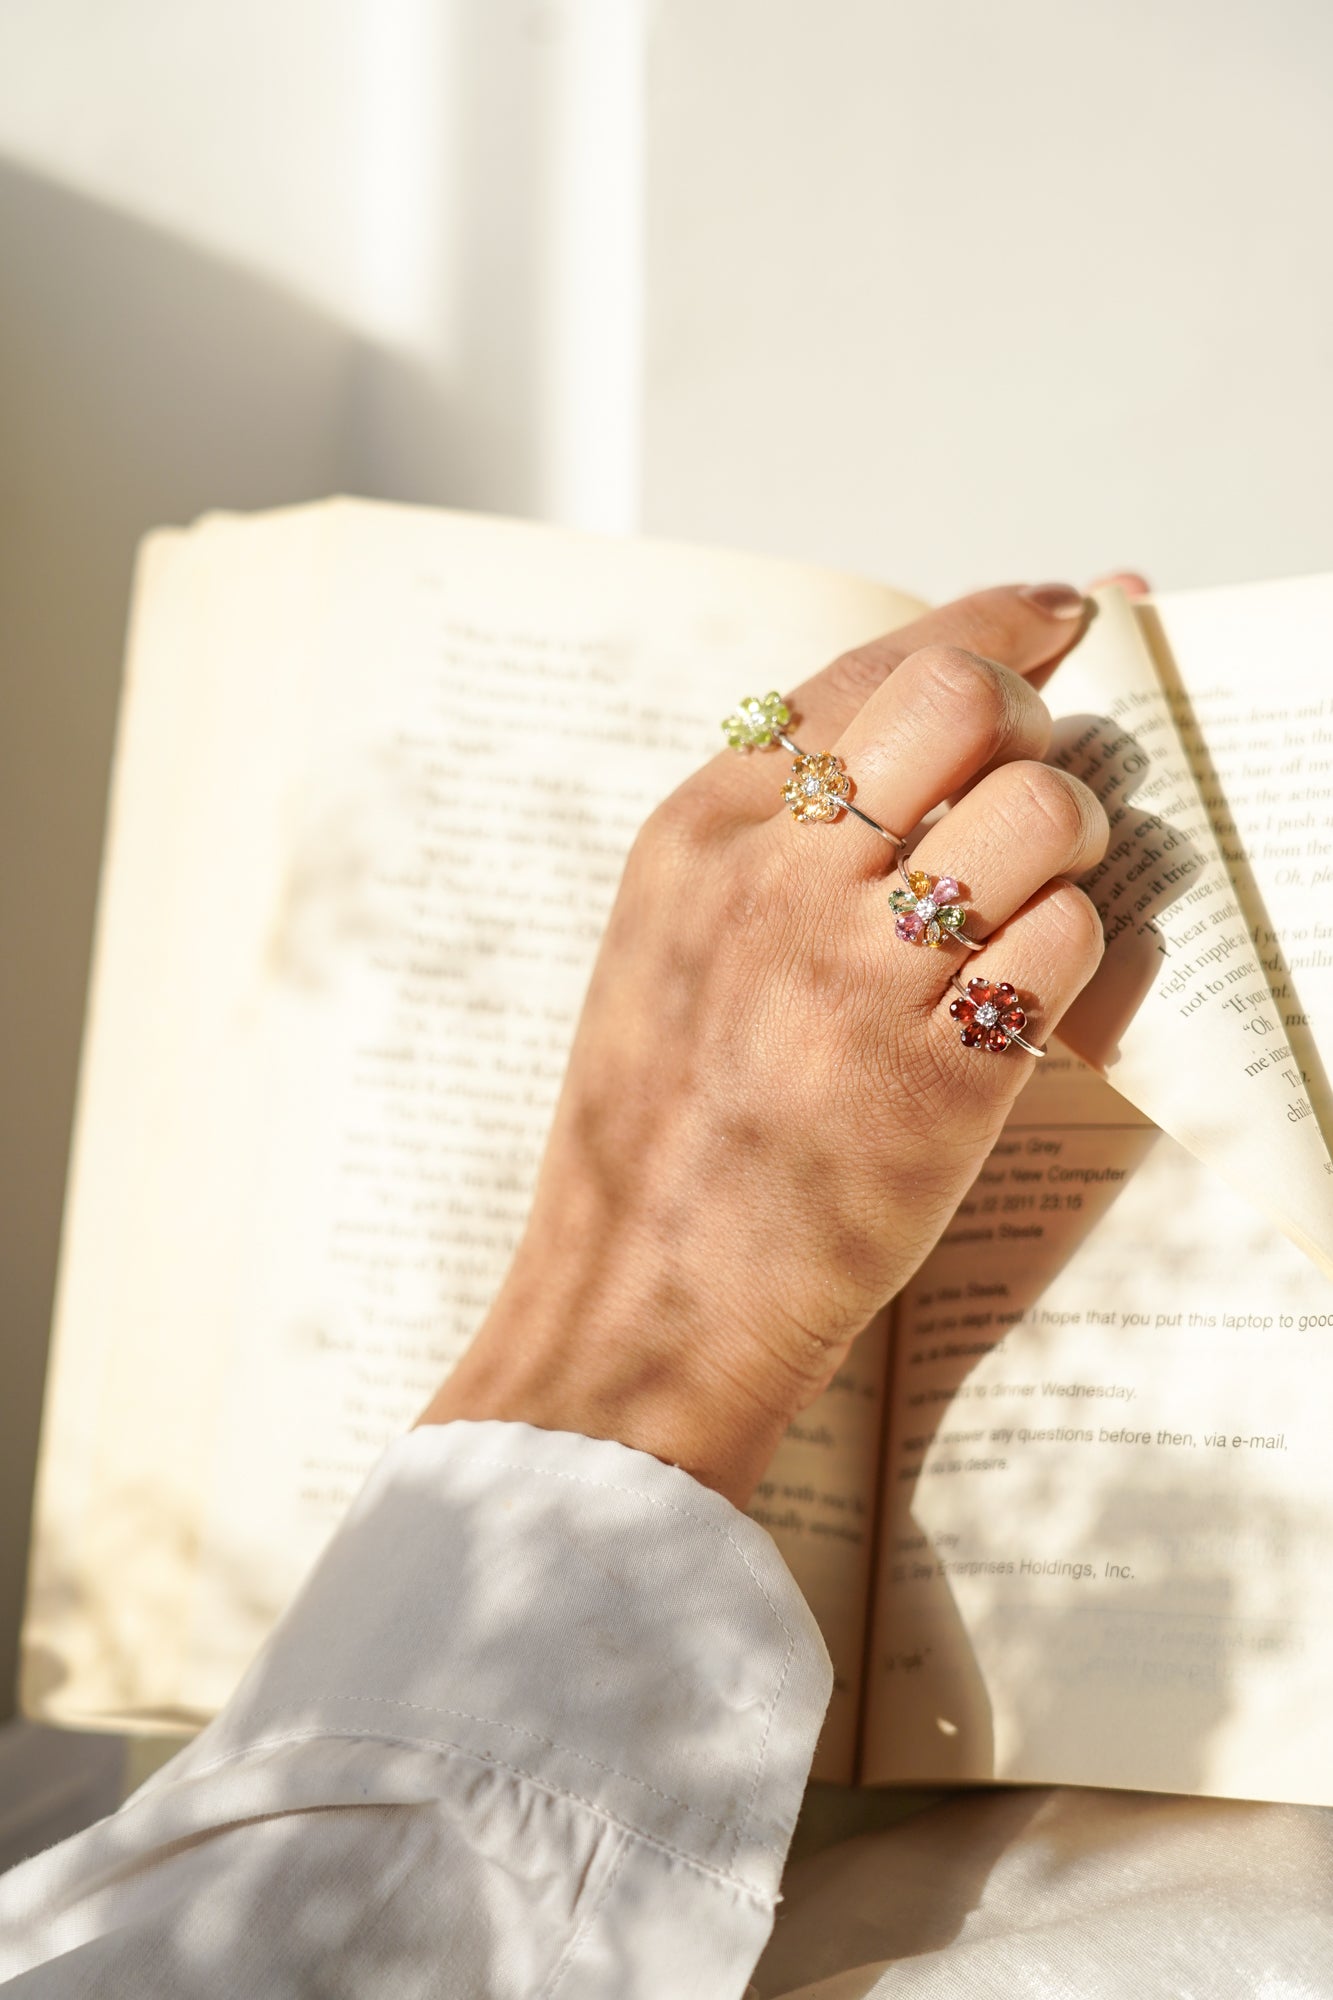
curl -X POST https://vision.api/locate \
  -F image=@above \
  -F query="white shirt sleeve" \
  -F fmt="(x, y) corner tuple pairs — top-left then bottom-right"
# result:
(0, 1421), (832, 1998)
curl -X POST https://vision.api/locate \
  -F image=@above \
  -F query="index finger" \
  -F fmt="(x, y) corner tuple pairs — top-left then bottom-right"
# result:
(700, 582), (1090, 823)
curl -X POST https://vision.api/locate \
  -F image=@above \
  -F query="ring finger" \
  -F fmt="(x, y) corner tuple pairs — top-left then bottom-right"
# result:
(776, 643), (1054, 868)
(877, 756), (1109, 975)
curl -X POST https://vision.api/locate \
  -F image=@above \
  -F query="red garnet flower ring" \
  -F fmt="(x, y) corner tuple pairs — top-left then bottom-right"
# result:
(888, 864), (983, 952)
(721, 693), (905, 846)
(947, 974), (1046, 1057)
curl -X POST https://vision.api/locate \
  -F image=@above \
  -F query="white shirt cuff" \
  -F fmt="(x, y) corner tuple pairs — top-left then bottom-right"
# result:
(142, 1420), (833, 1905)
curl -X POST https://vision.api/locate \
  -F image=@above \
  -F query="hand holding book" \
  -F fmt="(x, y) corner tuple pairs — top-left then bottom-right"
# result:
(422, 582), (1110, 1504)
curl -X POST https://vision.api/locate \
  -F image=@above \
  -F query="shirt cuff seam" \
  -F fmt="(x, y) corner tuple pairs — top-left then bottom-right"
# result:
(317, 1693), (742, 1836)
(134, 1725), (786, 1905)
(415, 1446), (803, 1874)
(433, 1451), (796, 1635)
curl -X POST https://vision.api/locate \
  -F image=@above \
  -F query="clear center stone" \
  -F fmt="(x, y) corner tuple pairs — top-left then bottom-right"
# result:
(974, 1002), (1000, 1029)
(915, 897), (937, 921)
(803, 775), (820, 796)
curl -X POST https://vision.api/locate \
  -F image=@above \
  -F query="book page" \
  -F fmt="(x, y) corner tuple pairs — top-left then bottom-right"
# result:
(1136, 574), (1333, 1147)
(1043, 588), (1333, 1276)
(863, 1052), (1333, 1804)
(748, 1318), (890, 1782)
(22, 500), (920, 1748)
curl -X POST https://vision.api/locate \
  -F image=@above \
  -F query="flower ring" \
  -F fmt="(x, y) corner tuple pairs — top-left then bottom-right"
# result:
(722, 691), (792, 751)
(948, 975), (1046, 1057)
(782, 749), (852, 823)
(889, 868), (972, 949)
(720, 697), (905, 846)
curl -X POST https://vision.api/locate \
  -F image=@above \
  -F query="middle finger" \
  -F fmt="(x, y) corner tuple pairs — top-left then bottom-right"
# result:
(769, 643), (1053, 872)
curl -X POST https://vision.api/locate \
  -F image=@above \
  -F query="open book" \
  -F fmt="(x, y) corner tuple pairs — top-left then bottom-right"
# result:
(22, 501), (1333, 1803)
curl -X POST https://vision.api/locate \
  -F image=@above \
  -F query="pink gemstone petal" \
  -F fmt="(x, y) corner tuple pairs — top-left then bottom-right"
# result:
(933, 876), (961, 905)
(895, 912), (926, 943)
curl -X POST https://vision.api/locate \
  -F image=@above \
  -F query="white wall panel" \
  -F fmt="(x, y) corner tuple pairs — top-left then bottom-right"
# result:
(642, 0), (1333, 597)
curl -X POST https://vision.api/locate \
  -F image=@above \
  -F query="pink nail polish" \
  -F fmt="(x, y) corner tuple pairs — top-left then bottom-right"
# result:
(1019, 583), (1087, 619)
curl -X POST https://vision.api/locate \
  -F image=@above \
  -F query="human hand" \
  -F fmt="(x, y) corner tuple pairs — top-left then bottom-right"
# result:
(421, 584), (1115, 1503)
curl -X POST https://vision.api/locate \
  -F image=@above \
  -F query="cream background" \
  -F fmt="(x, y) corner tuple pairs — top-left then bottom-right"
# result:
(1, 0), (1331, 1773)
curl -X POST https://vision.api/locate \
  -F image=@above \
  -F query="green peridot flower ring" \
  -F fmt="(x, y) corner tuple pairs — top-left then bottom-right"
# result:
(721, 691), (792, 751)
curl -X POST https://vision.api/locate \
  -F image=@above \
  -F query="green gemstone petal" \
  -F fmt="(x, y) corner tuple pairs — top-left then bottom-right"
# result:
(722, 689), (791, 750)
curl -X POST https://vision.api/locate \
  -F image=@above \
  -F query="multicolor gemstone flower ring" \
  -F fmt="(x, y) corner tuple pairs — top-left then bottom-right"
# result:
(720, 694), (906, 846)
(947, 974), (1046, 1057)
(889, 866), (981, 951)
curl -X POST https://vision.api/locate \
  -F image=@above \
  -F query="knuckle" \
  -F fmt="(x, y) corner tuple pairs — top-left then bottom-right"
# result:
(904, 646), (1015, 760)
(1040, 879), (1106, 965)
(805, 943), (869, 1029)
(641, 782), (704, 843)
(1003, 760), (1096, 854)
(871, 999), (999, 1126)
(623, 814), (668, 890)
(634, 787), (717, 876)
(879, 1022), (960, 1121)
(718, 830), (822, 956)
(888, 1013), (1021, 1128)
(823, 637), (896, 709)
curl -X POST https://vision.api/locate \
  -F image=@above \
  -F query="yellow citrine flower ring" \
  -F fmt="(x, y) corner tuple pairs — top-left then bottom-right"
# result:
(721, 692), (906, 848)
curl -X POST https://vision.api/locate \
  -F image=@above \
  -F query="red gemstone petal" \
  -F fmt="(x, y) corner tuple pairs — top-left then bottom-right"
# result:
(985, 1028), (1011, 1053)
(994, 982), (1017, 1005)
(966, 978), (994, 1005)
(949, 998), (975, 1023)
(959, 1026), (983, 1047)
(1002, 1006), (1027, 1032)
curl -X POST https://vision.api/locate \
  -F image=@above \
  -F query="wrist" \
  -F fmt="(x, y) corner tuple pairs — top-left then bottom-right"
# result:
(417, 1276), (796, 1508)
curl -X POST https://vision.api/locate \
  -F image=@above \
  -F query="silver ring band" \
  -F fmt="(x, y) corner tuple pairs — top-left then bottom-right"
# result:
(775, 732), (906, 846)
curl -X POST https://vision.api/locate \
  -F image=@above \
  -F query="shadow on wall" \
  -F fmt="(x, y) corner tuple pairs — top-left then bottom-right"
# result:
(0, 152), (348, 1728)
(0, 103), (548, 1721)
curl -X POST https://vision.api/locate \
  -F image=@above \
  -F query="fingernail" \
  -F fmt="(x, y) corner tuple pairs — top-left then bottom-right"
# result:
(1019, 583), (1087, 619)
